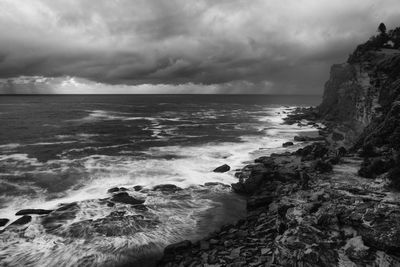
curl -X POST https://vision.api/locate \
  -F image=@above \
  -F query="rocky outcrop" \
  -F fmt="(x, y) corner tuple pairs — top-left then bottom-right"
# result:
(160, 142), (400, 266)
(159, 27), (400, 267)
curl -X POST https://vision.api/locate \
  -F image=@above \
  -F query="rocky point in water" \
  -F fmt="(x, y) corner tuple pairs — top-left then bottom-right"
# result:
(159, 25), (400, 266)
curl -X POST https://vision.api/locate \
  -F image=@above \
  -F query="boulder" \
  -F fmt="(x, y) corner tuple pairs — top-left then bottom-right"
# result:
(0, 218), (9, 227)
(133, 185), (143, 191)
(10, 215), (31, 226)
(213, 164), (230, 173)
(15, 209), (53, 216)
(111, 192), (145, 205)
(152, 184), (182, 193)
(107, 187), (120, 193)
(107, 187), (128, 193)
(282, 141), (294, 147)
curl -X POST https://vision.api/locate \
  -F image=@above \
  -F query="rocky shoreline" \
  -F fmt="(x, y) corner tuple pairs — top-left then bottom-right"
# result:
(158, 109), (400, 267)
(159, 27), (400, 266)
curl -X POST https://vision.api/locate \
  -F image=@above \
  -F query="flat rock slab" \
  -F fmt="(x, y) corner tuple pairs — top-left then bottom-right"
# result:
(10, 215), (31, 226)
(15, 209), (54, 216)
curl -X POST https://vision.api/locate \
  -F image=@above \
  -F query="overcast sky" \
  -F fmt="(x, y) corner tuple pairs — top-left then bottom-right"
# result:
(1, 0), (400, 94)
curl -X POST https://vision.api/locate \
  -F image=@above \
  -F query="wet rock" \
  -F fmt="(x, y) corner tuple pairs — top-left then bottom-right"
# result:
(107, 187), (120, 193)
(164, 240), (192, 255)
(15, 209), (53, 216)
(296, 142), (329, 160)
(282, 141), (294, 147)
(132, 204), (148, 211)
(204, 182), (230, 188)
(213, 164), (231, 173)
(111, 192), (145, 205)
(152, 184), (182, 193)
(294, 135), (325, 142)
(10, 215), (31, 226)
(133, 185), (143, 191)
(107, 187), (128, 193)
(0, 218), (9, 227)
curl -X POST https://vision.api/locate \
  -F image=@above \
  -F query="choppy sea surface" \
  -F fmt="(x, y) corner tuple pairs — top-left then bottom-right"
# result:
(0, 95), (320, 266)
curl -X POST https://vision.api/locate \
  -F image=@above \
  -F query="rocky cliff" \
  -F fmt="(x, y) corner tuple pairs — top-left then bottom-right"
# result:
(318, 31), (400, 151)
(159, 27), (400, 267)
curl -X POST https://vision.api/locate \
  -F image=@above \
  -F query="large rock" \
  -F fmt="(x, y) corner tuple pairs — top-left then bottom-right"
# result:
(282, 141), (294, 147)
(0, 218), (9, 227)
(213, 164), (230, 173)
(10, 215), (31, 226)
(111, 192), (145, 205)
(15, 209), (53, 216)
(152, 184), (182, 193)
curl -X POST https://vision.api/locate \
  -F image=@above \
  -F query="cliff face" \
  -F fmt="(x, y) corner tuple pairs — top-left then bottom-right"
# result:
(318, 48), (400, 151)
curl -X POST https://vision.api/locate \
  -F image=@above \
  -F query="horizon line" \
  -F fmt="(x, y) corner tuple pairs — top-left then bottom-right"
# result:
(0, 93), (323, 96)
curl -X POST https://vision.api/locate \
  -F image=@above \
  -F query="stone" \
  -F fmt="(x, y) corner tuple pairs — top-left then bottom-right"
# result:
(10, 215), (31, 226)
(15, 209), (53, 216)
(213, 164), (231, 173)
(282, 142), (294, 147)
(133, 185), (143, 191)
(132, 204), (148, 211)
(111, 192), (145, 205)
(107, 187), (120, 193)
(107, 187), (128, 193)
(152, 184), (183, 193)
(0, 218), (9, 227)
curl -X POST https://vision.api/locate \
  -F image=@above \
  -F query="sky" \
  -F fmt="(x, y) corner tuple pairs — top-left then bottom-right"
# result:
(1, 0), (400, 94)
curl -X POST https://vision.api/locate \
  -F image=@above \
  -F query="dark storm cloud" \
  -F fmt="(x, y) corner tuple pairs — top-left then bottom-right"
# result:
(1, 0), (400, 94)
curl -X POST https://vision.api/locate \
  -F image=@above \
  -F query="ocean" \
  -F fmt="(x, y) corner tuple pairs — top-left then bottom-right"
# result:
(0, 94), (320, 266)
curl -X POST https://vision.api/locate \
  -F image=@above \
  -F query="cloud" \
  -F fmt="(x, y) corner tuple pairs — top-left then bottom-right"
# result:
(1, 0), (400, 94)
